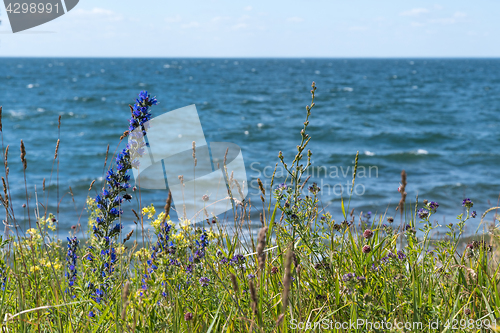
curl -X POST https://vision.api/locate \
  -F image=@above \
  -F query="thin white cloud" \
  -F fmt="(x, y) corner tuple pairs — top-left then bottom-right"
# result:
(244, 6), (252, 11)
(210, 15), (251, 31)
(400, 8), (429, 17)
(231, 23), (248, 30)
(410, 11), (467, 27)
(429, 13), (467, 25)
(429, 18), (456, 25)
(72, 8), (123, 21)
(211, 16), (231, 23)
(74, 8), (118, 17)
(434, 4), (444, 10)
(349, 26), (368, 31)
(287, 17), (304, 23)
(181, 21), (200, 29)
(165, 15), (182, 23)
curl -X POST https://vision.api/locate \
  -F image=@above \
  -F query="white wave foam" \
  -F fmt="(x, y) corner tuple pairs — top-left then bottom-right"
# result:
(9, 110), (24, 117)
(364, 151), (375, 156)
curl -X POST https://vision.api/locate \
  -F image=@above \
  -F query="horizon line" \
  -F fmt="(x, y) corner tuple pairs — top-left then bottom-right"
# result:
(1, 56), (500, 59)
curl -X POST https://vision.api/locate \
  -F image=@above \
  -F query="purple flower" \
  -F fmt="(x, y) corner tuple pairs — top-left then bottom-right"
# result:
(418, 208), (429, 219)
(277, 183), (287, 190)
(170, 259), (181, 266)
(471, 211), (477, 218)
(199, 277), (210, 287)
(362, 245), (371, 254)
(397, 250), (406, 260)
(342, 273), (355, 282)
(308, 183), (320, 194)
(65, 237), (78, 295)
(184, 312), (193, 321)
(428, 201), (439, 211)
(230, 254), (245, 265)
(462, 198), (473, 208)
(363, 229), (373, 239)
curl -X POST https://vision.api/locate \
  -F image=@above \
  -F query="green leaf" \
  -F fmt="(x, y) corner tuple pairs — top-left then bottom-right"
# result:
(341, 196), (346, 220)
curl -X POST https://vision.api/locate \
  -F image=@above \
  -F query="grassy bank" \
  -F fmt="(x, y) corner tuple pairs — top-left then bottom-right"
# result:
(0, 83), (499, 332)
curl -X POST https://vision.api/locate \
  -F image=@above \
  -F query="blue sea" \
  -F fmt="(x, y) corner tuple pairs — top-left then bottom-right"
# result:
(1, 58), (499, 237)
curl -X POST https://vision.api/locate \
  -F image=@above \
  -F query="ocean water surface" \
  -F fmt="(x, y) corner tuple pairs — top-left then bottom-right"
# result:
(0, 58), (499, 237)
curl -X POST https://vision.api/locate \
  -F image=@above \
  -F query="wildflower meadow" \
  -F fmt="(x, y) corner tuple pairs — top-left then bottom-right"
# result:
(0, 83), (499, 332)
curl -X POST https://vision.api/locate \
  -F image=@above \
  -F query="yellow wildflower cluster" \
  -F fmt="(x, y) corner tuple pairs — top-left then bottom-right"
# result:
(134, 247), (151, 260)
(206, 230), (218, 240)
(152, 212), (166, 229)
(142, 204), (156, 219)
(39, 258), (62, 270)
(30, 266), (40, 273)
(171, 232), (187, 245)
(26, 228), (42, 242)
(179, 219), (192, 232)
(29, 258), (62, 273)
(143, 204), (172, 230)
(38, 213), (57, 232)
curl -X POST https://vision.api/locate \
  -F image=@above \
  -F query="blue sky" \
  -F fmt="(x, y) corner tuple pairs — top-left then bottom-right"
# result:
(0, 0), (498, 57)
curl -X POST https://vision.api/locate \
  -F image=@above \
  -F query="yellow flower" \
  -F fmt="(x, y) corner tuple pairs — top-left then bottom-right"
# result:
(30, 265), (41, 273)
(152, 212), (166, 229)
(39, 258), (61, 270)
(47, 217), (57, 231)
(142, 204), (156, 219)
(134, 248), (150, 260)
(180, 219), (192, 231)
(46, 262), (61, 270)
(172, 232), (187, 244)
(26, 228), (38, 237)
(26, 228), (42, 242)
(206, 230), (218, 240)
(116, 245), (126, 255)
